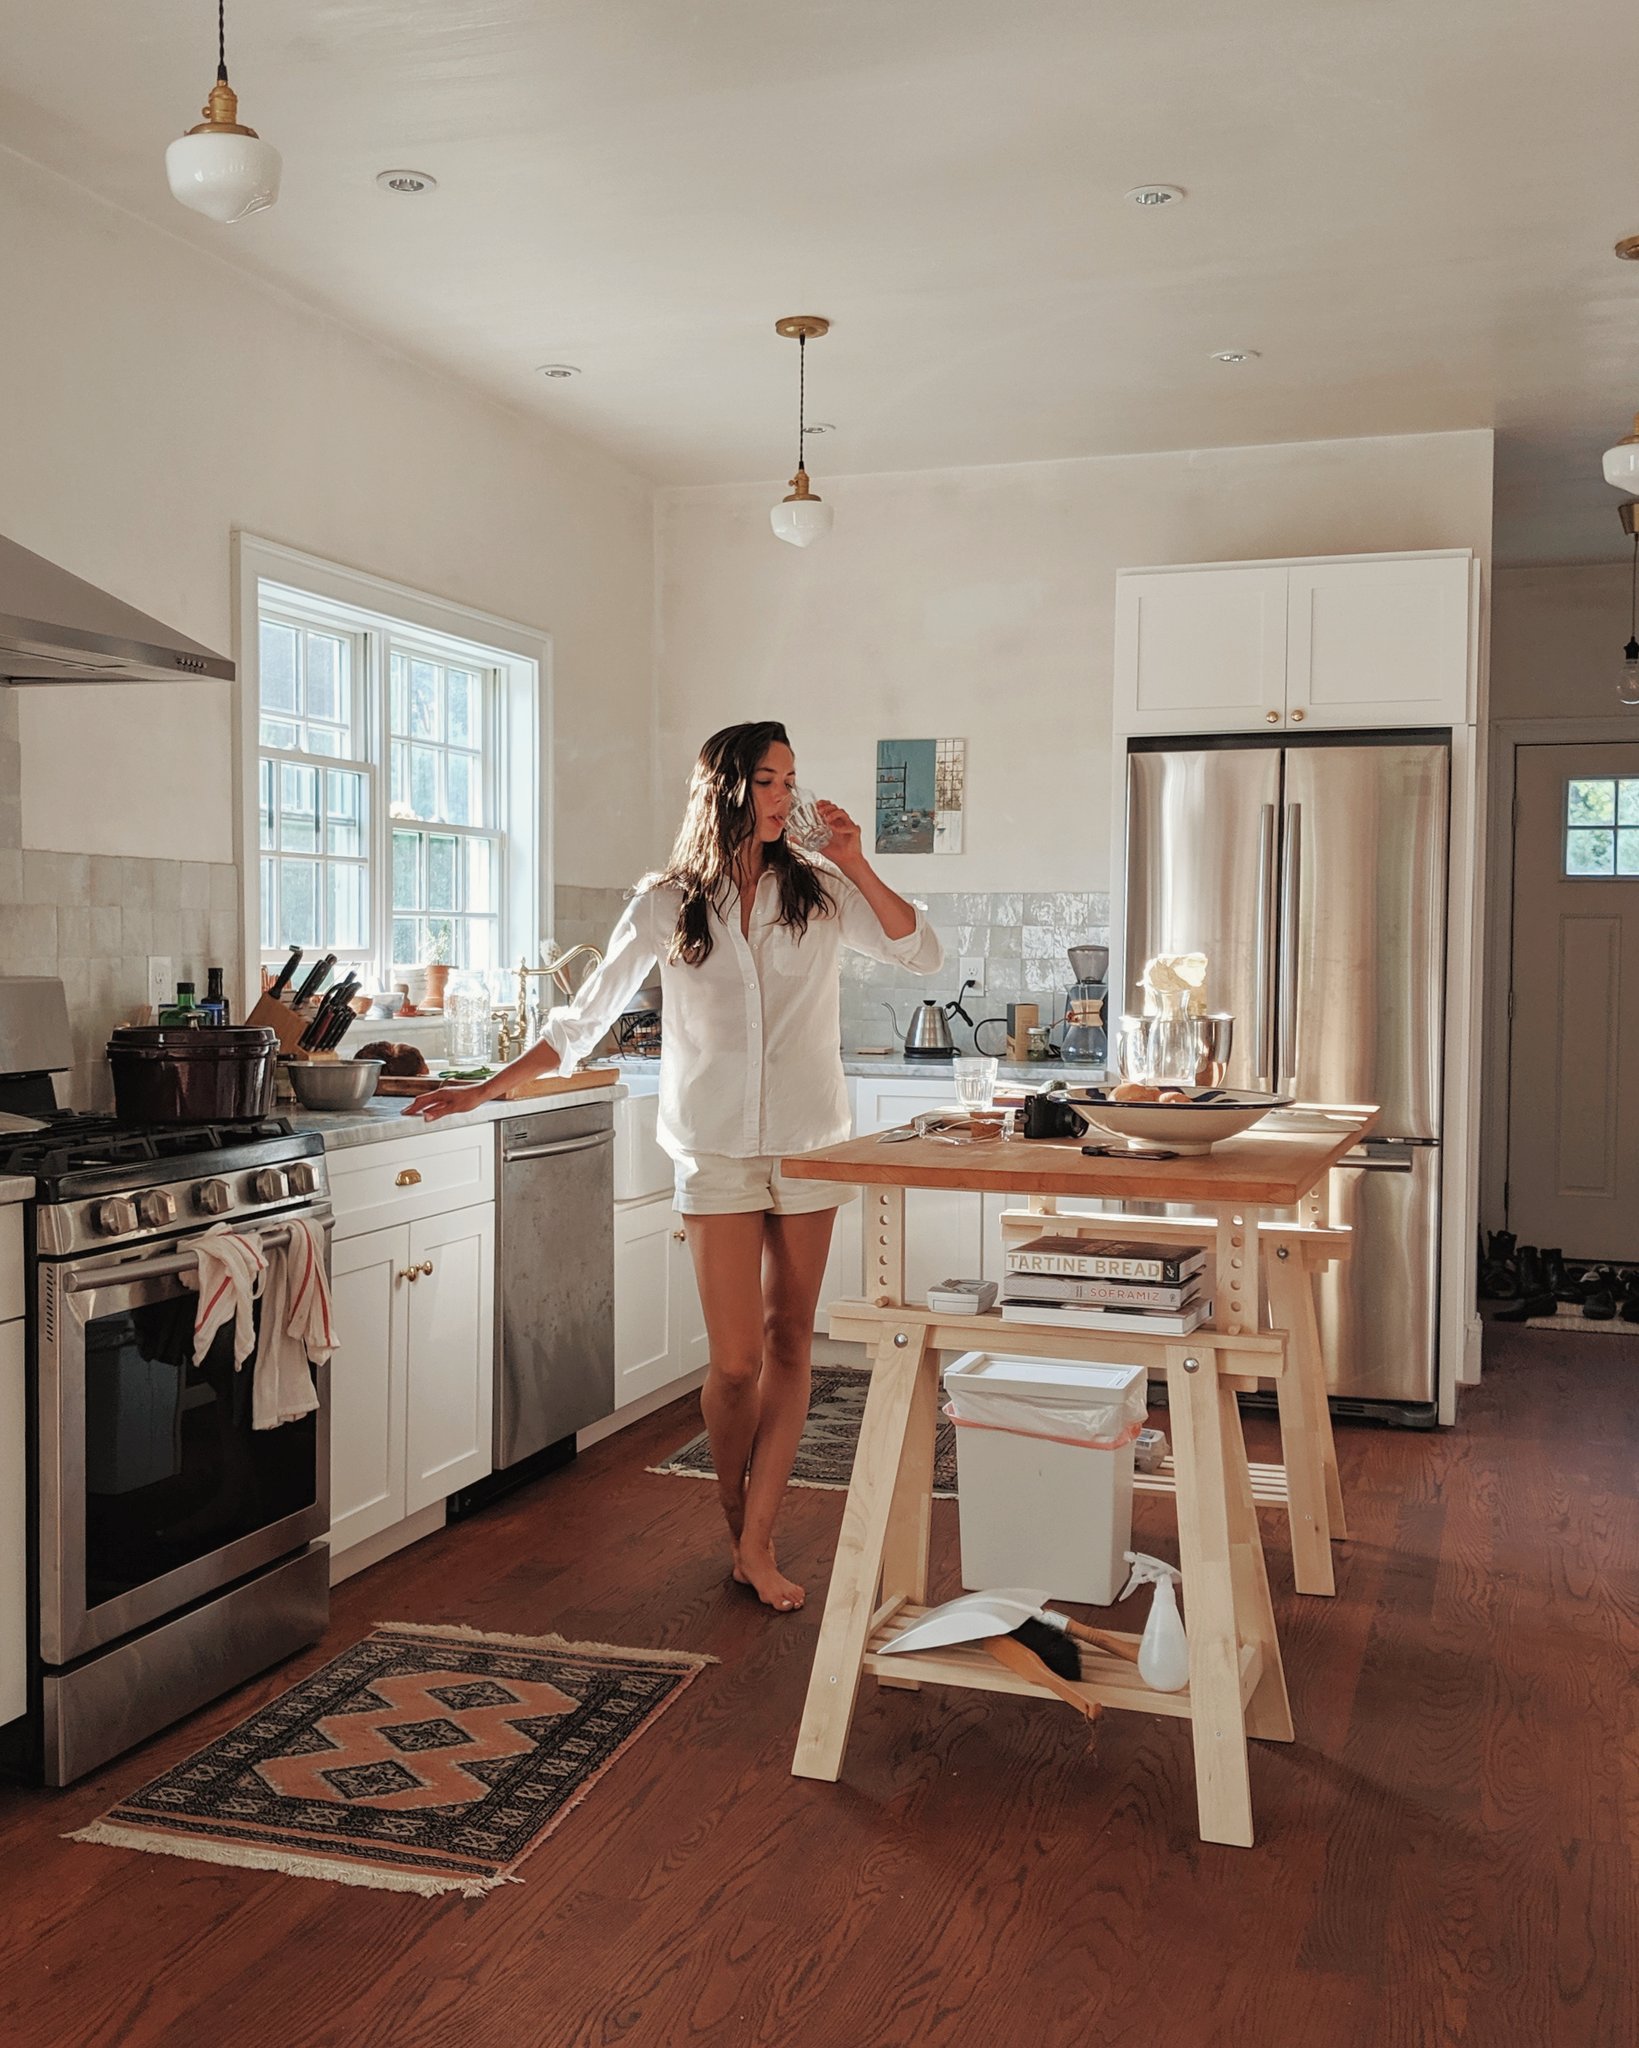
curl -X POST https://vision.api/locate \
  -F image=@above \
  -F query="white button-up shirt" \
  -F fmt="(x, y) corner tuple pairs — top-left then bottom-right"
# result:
(542, 870), (944, 1160)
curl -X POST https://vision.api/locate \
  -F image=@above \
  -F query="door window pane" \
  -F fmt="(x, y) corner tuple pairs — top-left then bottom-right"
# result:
(1563, 777), (1639, 879)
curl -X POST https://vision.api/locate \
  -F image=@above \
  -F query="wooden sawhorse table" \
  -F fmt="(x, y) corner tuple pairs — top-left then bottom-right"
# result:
(781, 1111), (1373, 1848)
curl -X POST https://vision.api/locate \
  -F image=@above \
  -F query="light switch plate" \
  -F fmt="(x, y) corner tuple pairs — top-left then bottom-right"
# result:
(147, 957), (173, 1011)
(959, 954), (985, 993)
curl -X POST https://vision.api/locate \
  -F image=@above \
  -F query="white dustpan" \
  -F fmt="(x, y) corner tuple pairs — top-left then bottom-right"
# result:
(878, 1588), (1058, 1654)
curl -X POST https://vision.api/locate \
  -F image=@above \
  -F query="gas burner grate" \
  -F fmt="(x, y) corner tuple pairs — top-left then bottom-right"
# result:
(0, 1114), (294, 1181)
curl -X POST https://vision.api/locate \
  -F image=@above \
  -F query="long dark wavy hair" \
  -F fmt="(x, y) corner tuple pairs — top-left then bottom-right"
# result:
(645, 721), (833, 966)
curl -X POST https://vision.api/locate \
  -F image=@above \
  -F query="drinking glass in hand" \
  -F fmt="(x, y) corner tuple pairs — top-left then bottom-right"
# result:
(784, 787), (832, 854)
(953, 1056), (998, 1111)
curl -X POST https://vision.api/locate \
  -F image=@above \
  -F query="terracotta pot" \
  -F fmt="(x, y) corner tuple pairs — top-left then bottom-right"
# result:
(422, 963), (450, 1010)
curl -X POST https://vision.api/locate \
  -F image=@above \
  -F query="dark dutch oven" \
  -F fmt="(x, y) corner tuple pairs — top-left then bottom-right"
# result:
(107, 1026), (279, 1124)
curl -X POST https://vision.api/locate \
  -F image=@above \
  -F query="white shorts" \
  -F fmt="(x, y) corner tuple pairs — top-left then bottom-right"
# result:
(673, 1151), (860, 1218)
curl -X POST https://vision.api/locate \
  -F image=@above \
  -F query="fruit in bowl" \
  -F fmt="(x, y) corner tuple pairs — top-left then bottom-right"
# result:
(1080, 1086), (1291, 1156)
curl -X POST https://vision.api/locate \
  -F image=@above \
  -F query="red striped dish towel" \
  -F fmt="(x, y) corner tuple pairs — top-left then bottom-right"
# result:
(193, 1221), (333, 1430)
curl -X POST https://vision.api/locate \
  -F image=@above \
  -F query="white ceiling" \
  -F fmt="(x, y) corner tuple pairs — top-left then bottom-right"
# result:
(4, 0), (1639, 562)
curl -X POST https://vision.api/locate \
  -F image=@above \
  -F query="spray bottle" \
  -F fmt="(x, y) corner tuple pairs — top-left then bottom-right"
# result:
(1119, 1551), (1189, 1692)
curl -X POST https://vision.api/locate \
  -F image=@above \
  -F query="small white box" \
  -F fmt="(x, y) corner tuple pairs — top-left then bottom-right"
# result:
(926, 1278), (997, 1314)
(943, 1352), (1147, 1605)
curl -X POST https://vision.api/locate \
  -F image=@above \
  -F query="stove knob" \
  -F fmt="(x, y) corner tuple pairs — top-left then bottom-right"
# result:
(94, 1196), (138, 1236)
(194, 1178), (231, 1216)
(288, 1161), (322, 1196)
(137, 1190), (177, 1229)
(252, 1168), (290, 1203)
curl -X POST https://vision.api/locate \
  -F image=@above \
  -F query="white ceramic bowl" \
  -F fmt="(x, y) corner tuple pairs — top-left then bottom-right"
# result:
(1078, 1087), (1289, 1155)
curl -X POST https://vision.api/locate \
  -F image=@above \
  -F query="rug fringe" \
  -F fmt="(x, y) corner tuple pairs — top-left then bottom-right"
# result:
(376, 1620), (717, 1668)
(66, 1820), (487, 1897)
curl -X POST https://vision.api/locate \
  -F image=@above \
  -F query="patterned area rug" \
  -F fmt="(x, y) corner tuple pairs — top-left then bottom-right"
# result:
(650, 1363), (958, 1497)
(1525, 1309), (1639, 1334)
(71, 1623), (712, 1898)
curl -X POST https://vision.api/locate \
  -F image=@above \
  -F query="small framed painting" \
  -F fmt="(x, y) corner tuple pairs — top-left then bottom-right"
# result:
(875, 738), (965, 854)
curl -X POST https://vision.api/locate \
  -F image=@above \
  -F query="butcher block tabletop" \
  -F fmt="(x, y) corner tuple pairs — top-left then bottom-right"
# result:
(782, 1110), (1377, 1209)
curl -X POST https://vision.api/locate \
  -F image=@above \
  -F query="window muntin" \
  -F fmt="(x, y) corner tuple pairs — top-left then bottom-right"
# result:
(1564, 777), (1639, 879)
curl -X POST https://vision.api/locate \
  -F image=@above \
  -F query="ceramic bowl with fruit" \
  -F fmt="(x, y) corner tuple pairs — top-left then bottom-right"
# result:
(1078, 1084), (1290, 1156)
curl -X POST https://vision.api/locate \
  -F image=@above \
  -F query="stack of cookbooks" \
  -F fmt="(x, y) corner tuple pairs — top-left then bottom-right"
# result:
(1000, 1234), (1210, 1335)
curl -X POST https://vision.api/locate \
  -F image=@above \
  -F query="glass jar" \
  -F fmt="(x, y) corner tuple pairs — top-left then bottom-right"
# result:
(445, 975), (493, 1063)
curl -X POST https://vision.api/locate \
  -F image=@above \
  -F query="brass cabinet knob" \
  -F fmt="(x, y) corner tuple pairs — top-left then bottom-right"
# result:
(395, 1167), (422, 1187)
(397, 1266), (419, 1283)
(1290, 707), (1307, 722)
(419, 1259), (435, 1276)
(672, 1228), (687, 1243)
(1265, 710), (1280, 724)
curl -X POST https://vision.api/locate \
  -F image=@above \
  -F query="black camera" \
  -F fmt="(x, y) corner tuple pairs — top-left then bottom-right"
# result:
(1020, 1092), (1089, 1140)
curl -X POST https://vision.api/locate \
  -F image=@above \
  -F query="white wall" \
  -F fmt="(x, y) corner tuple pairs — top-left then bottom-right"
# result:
(0, 149), (655, 890)
(656, 430), (1494, 892)
(1491, 564), (1631, 723)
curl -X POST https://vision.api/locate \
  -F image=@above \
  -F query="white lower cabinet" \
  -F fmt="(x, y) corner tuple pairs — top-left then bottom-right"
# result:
(613, 1198), (708, 1409)
(852, 1077), (990, 1305)
(0, 1316), (25, 1726)
(326, 1124), (497, 1566)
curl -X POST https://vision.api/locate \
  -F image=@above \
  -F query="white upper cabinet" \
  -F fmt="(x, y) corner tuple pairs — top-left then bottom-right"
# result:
(1114, 565), (1288, 733)
(1115, 551), (1475, 735)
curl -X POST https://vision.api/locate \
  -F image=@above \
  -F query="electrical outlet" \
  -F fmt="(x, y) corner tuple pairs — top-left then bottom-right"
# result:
(959, 954), (985, 994)
(147, 957), (174, 1012)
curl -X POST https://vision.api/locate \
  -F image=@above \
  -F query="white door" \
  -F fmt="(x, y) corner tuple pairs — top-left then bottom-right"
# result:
(328, 1225), (410, 1554)
(1114, 566), (1288, 734)
(614, 1196), (679, 1406)
(404, 1203), (495, 1513)
(1507, 743), (1639, 1260)
(1285, 555), (1471, 728)
(0, 1319), (25, 1724)
(668, 1214), (712, 1379)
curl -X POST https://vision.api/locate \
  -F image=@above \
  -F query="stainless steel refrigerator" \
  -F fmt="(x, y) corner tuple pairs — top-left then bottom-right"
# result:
(1124, 735), (1449, 1421)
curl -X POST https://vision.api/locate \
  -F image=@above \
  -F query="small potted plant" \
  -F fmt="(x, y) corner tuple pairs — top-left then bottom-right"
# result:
(422, 924), (452, 1011)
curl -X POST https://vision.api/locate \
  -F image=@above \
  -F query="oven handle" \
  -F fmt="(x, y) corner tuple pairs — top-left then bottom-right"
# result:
(61, 1218), (330, 1294)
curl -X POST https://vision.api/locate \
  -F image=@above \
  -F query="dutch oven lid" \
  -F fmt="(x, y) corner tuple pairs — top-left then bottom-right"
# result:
(108, 1026), (278, 1054)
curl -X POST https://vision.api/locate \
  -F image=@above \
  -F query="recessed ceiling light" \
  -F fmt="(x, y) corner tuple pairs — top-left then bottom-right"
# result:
(1210, 349), (1260, 364)
(535, 363), (581, 379)
(803, 422), (836, 435)
(1126, 184), (1185, 208)
(376, 169), (437, 195)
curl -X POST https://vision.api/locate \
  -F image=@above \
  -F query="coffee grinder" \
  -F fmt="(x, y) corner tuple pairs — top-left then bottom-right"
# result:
(1060, 943), (1108, 1064)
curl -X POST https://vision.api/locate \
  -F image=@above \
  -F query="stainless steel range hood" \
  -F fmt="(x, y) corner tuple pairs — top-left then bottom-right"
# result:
(0, 532), (234, 685)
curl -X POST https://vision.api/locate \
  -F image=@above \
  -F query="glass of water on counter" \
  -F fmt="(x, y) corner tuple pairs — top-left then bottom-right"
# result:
(953, 1056), (999, 1112)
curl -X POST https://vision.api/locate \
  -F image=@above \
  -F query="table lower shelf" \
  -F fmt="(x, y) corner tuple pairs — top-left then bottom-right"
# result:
(1135, 1455), (1290, 1507)
(866, 1600), (1263, 1723)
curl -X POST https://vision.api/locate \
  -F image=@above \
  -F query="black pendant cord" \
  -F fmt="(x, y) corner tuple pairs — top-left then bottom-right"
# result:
(1628, 533), (1638, 660)
(218, 0), (229, 83)
(797, 335), (807, 475)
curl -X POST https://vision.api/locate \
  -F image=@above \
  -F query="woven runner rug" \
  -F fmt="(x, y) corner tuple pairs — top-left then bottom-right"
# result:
(650, 1363), (958, 1497)
(72, 1623), (712, 1898)
(1524, 1307), (1639, 1335)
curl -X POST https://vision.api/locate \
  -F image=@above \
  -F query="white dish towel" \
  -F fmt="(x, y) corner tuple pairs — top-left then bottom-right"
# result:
(193, 1219), (334, 1430)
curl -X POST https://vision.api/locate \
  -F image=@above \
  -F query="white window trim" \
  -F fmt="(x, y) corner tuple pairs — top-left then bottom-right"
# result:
(232, 534), (547, 1018)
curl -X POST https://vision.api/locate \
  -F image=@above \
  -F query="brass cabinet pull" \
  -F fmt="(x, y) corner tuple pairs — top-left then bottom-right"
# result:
(395, 1168), (422, 1187)
(419, 1259), (434, 1277)
(1289, 707), (1307, 722)
(1265, 710), (1280, 724)
(397, 1260), (436, 1283)
(672, 1228), (686, 1243)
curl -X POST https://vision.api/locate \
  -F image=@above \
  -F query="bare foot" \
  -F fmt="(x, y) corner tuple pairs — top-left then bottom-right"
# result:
(732, 1539), (805, 1613)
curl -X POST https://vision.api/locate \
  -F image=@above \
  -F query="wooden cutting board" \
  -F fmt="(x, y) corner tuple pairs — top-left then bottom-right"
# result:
(372, 1066), (621, 1099)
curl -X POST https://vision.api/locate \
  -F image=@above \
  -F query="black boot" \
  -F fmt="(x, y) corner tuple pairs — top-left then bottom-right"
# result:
(1583, 1280), (1618, 1321)
(1495, 1290), (1557, 1325)
(1516, 1246), (1546, 1297)
(1543, 1249), (1576, 1303)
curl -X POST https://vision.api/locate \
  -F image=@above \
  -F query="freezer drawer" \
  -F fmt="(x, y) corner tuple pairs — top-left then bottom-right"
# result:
(1310, 1140), (1440, 1407)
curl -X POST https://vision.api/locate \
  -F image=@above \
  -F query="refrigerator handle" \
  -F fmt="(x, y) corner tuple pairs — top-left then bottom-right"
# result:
(1254, 803), (1277, 1089)
(1277, 802), (1301, 1093)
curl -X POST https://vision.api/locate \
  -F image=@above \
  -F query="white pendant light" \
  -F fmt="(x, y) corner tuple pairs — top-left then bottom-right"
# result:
(1603, 412), (1639, 491)
(166, 1), (281, 224)
(770, 316), (834, 547)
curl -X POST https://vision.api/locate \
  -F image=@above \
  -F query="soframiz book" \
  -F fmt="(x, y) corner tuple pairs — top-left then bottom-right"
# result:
(1005, 1234), (1208, 1285)
(999, 1299), (1211, 1337)
(1000, 1272), (1200, 1310)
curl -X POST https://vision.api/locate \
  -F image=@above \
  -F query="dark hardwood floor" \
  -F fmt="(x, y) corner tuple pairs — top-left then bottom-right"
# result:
(1, 1324), (1634, 2048)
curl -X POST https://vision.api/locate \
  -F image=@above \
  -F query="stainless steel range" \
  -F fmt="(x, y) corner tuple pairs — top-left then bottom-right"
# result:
(0, 981), (333, 1784)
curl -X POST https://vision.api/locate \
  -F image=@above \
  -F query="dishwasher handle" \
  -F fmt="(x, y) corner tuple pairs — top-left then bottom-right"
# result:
(503, 1129), (616, 1164)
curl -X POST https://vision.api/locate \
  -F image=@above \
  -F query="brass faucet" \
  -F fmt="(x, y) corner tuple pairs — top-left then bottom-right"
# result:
(507, 944), (603, 1053)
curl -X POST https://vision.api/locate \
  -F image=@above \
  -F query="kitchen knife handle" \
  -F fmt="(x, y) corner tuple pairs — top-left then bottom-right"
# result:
(267, 946), (303, 1001)
(291, 952), (336, 1009)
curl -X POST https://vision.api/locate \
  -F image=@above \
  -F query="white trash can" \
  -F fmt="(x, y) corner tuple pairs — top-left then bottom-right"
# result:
(943, 1352), (1148, 1605)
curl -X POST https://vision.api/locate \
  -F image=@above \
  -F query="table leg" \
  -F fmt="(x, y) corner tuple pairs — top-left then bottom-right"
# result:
(1166, 1340), (1256, 1848)
(1221, 1379), (1293, 1744)
(876, 1330), (943, 1693)
(1266, 1249), (1338, 1594)
(793, 1322), (932, 1781)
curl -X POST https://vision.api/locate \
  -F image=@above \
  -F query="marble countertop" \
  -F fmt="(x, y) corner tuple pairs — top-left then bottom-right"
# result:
(609, 1054), (1108, 1086)
(285, 1077), (628, 1151)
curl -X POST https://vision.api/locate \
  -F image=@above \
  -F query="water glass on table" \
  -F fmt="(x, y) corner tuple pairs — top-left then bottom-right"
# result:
(954, 1055), (999, 1112)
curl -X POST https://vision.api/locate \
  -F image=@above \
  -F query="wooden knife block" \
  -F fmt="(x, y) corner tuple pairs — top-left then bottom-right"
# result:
(245, 992), (310, 1055)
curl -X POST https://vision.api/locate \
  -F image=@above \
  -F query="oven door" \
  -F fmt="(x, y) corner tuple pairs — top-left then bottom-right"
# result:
(38, 1212), (332, 1665)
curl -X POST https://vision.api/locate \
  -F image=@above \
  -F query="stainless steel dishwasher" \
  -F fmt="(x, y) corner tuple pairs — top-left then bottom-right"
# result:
(493, 1099), (616, 1471)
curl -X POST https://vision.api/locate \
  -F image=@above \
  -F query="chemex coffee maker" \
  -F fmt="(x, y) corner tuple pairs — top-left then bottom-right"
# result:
(1059, 943), (1108, 1064)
